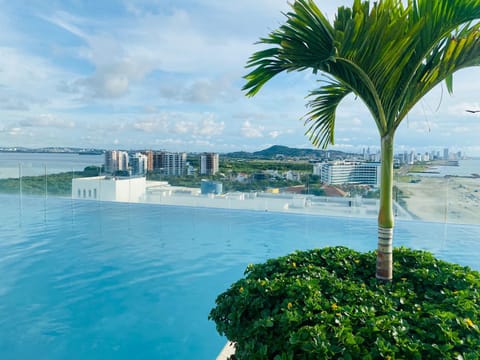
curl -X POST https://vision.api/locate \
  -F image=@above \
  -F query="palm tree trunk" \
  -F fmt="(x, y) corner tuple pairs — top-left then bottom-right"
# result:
(376, 133), (394, 281)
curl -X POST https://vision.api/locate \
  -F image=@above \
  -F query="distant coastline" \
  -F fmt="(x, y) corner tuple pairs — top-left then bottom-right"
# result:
(1, 145), (479, 160)
(411, 159), (480, 178)
(0, 147), (105, 155)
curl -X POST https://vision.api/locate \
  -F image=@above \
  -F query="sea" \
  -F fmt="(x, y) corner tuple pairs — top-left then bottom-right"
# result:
(0, 152), (104, 179)
(425, 159), (480, 177)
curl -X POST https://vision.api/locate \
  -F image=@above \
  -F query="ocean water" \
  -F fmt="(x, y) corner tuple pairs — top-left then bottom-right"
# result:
(0, 194), (479, 359)
(427, 159), (480, 177)
(0, 153), (103, 179)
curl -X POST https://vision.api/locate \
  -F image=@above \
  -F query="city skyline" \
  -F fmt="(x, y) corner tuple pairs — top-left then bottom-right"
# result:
(0, 143), (475, 159)
(1, 1), (480, 155)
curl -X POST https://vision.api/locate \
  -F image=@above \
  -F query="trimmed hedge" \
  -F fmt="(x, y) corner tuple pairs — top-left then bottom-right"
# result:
(209, 247), (480, 359)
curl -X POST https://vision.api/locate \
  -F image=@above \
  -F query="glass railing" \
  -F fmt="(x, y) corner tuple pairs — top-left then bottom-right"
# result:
(1, 160), (479, 360)
(1, 162), (479, 225)
(393, 173), (480, 225)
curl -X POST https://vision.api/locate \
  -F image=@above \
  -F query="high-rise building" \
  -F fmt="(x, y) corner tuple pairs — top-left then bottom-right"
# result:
(144, 151), (154, 172)
(104, 150), (129, 174)
(314, 161), (381, 187)
(129, 152), (148, 175)
(408, 151), (415, 165)
(200, 153), (219, 175)
(151, 151), (187, 176)
(444, 148), (449, 160)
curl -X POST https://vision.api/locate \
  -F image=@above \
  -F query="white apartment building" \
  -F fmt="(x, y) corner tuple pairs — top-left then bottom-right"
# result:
(129, 152), (148, 175)
(104, 150), (129, 174)
(313, 161), (381, 187)
(72, 176), (146, 202)
(285, 171), (301, 181)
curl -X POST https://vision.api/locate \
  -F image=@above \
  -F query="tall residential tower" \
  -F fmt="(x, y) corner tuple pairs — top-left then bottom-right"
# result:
(200, 153), (219, 175)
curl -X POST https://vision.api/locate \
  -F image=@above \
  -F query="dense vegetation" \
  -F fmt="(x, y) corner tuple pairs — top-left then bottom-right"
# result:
(221, 159), (312, 174)
(148, 158), (314, 192)
(225, 145), (349, 160)
(210, 247), (480, 359)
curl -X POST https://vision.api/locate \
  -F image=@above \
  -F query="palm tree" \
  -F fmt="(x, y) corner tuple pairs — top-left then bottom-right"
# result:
(243, 0), (480, 281)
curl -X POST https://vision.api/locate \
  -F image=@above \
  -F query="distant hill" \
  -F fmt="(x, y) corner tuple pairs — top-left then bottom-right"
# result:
(223, 151), (256, 159)
(225, 145), (353, 159)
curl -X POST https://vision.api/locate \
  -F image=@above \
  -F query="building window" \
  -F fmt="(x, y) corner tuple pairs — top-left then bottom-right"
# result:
(78, 189), (81, 198)
(93, 188), (97, 199)
(83, 189), (86, 198)
(88, 189), (92, 198)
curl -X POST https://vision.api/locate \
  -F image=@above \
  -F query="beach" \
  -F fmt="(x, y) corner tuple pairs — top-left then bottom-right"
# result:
(396, 176), (480, 224)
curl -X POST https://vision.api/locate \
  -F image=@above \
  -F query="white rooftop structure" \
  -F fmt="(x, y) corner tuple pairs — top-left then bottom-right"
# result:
(72, 176), (146, 202)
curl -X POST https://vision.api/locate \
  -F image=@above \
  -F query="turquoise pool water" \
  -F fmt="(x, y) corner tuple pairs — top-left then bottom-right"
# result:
(0, 194), (479, 359)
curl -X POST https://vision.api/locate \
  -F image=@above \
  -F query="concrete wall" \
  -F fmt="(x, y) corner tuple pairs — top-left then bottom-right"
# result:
(72, 176), (146, 202)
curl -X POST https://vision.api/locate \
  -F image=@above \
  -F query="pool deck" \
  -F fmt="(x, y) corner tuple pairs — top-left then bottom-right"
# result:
(216, 342), (235, 360)
(142, 192), (413, 221)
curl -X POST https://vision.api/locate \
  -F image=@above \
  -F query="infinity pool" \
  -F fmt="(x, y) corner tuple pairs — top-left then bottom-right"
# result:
(0, 194), (479, 359)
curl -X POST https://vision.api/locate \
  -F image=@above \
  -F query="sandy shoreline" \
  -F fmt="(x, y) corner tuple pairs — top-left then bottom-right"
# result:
(396, 176), (480, 224)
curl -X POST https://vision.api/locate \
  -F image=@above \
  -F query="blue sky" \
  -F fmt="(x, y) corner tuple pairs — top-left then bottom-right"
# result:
(1, 0), (479, 155)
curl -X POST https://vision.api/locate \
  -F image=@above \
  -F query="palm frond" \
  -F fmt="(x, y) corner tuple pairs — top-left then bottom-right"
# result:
(243, 0), (335, 97)
(243, 0), (480, 142)
(396, 22), (480, 126)
(304, 81), (351, 149)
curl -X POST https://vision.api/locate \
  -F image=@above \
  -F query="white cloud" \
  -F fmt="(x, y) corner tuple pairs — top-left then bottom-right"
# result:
(0, 47), (55, 98)
(0, 46), (84, 113)
(131, 112), (224, 138)
(452, 127), (468, 134)
(156, 138), (185, 146)
(8, 127), (23, 136)
(133, 117), (169, 132)
(0, 97), (30, 111)
(352, 117), (362, 126)
(19, 114), (75, 128)
(84, 71), (129, 98)
(195, 115), (225, 137)
(0, 1), (479, 154)
(71, 57), (156, 99)
(268, 128), (296, 139)
(269, 130), (281, 138)
(159, 76), (237, 104)
(173, 121), (190, 134)
(241, 120), (264, 138)
(40, 11), (88, 40)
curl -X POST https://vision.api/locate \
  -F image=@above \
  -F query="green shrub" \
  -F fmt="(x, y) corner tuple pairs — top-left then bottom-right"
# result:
(209, 247), (480, 359)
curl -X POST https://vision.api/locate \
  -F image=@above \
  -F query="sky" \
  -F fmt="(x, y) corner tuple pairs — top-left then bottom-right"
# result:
(1, 0), (479, 155)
